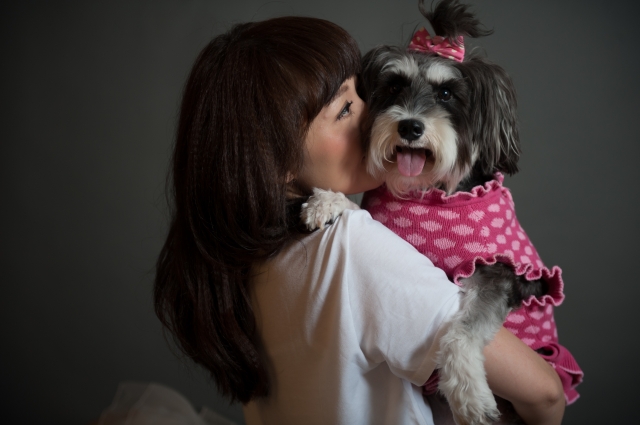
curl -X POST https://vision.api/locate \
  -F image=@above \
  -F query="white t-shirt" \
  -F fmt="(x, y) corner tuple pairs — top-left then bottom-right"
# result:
(244, 209), (461, 425)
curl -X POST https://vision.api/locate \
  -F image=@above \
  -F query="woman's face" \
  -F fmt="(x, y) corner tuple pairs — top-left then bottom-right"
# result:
(295, 77), (384, 195)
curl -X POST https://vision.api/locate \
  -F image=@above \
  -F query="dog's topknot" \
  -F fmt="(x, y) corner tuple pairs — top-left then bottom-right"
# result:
(419, 0), (493, 43)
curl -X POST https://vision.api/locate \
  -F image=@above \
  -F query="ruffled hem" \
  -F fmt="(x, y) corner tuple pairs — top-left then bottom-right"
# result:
(452, 254), (565, 307)
(535, 342), (584, 405)
(408, 173), (509, 206)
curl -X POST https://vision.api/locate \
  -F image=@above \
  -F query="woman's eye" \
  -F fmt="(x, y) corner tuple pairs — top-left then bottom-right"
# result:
(338, 101), (353, 120)
(437, 88), (452, 102)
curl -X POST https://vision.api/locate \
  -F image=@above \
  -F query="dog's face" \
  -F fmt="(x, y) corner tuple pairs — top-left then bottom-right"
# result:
(358, 46), (520, 197)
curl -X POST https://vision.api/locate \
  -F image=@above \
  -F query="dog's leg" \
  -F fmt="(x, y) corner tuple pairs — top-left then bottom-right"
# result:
(427, 393), (525, 425)
(437, 268), (512, 425)
(437, 263), (546, 425)
(425, 393), (458, 425)
(300, 188), (360, 231)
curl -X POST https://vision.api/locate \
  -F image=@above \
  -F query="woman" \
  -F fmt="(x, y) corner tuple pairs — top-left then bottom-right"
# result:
(154, 16), (564, 425)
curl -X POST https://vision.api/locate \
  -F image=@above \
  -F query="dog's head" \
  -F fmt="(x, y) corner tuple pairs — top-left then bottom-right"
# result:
(359, 0), (520, 197)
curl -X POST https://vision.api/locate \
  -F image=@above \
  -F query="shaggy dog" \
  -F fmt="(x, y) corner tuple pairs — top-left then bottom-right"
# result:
(302, 1), (582, 423)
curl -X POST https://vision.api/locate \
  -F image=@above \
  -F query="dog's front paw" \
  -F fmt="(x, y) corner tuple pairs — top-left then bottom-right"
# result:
(300, 188), (357, 231)
(438, 330), (500, 425)
(440, 366), (499, 425)
(448, 389), (499, 425)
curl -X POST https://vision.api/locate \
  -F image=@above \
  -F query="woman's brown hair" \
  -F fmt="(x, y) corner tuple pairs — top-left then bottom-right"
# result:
(154, 17), (361, 403)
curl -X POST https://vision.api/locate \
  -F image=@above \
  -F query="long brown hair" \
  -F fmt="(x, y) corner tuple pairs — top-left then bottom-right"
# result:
(154, 17), (360, 403)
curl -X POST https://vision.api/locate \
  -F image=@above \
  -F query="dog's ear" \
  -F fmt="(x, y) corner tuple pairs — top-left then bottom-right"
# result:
(357, 45), (399, 103)
(455, 56), (520, 175)
(358, 46), (400, 156)
(420, 0), (493, 43)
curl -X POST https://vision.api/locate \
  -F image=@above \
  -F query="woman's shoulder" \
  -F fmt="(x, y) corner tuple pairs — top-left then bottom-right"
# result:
(309, 208), (410, 256)
(263, 207), (457, 298)
(268, 208), (418, 276)
(324, 209), (456, 286)
(331, 208), (398, 241)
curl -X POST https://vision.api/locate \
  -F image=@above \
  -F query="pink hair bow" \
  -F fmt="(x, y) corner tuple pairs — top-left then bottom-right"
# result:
(408, 27), (465, 62)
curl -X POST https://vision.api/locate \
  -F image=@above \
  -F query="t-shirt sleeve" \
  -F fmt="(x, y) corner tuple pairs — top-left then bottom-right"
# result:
(335, 209), (461, 386)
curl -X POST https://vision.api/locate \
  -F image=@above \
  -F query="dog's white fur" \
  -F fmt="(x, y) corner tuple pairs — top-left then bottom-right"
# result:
(300, 61), (500, 423)
(436, 274), (509, 425)
(361, 58), (504, 424)
(301, 188), (360, 231)
(367, 104), (467, 197)
(301, 1), (529, 422)
(301, 65), (510, 425)
(301, 189), (504, 425)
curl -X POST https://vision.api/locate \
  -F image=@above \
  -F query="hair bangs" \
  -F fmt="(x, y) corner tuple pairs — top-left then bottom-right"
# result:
(243, 17), (360, 130)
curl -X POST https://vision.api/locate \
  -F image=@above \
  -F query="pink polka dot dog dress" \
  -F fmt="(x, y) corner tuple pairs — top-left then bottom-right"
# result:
(361, 174), (583, 404)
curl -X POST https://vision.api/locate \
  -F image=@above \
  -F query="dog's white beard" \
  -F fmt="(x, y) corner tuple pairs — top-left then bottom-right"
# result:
(367, 107), (469, 197)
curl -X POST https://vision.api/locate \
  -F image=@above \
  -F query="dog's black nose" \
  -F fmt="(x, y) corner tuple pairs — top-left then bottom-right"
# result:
(397, 119), (424, 142)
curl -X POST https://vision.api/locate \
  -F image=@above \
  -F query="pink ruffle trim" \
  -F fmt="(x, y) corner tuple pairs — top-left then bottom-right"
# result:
(537, 342), (584, 405)
(451, 254), (565, 308)
(415, 173), (564, 308)
(410, 172), (510, 206)
(388, 174), (581, 402)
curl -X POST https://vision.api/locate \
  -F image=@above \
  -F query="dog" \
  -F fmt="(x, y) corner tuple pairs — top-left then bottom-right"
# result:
(302, 1), (581, 424)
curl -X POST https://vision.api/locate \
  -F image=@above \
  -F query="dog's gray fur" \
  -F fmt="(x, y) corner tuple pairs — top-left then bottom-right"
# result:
(302, 1), (547, 424)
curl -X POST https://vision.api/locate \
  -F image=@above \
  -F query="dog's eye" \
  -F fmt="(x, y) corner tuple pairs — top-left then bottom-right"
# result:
(389, 84), (402, 95)
(437, 88), (452, 102)
(385, 75), (409, 96)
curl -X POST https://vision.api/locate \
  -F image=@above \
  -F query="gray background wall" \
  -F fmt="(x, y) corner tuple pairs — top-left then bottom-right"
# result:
(2, 0), (638, 424)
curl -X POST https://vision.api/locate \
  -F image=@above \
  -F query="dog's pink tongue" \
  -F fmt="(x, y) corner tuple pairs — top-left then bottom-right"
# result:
(397, 149), (427, 177)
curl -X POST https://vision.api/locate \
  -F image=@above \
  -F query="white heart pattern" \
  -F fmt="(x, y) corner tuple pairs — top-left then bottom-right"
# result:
(451, 224), (474, 236)
(385, 201), (402, 211)
(444, 255), (463, 269)
(438, 210), (460, 220)
(409, 205), (429, 215)
(373, 212), (388, 223)
(393, 217), (413, 228)
(420, 221), (442, 232)
(507, 314), (525, 324)
(434, 238), (456, 250)
(468, 210), (485, 222)
(406, 233), (426, 246)
(529, 311), (544, 320)
(464, 242), (485, 253)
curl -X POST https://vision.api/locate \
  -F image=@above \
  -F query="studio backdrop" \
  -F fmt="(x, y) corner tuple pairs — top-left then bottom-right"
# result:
(2, 1), (639, 424)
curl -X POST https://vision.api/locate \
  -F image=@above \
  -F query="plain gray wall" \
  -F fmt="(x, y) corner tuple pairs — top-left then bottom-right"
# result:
(2, 0), (638, 424)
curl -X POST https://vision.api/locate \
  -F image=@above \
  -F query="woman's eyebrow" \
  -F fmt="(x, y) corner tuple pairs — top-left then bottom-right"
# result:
(330, 83), (349, 103)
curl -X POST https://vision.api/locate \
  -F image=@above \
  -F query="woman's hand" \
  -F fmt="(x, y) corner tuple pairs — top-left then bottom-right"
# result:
(484, 327), (565, 425)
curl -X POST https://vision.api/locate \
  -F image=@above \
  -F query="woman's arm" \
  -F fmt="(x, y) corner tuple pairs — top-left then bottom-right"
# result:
(484, 327), (565, 425)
